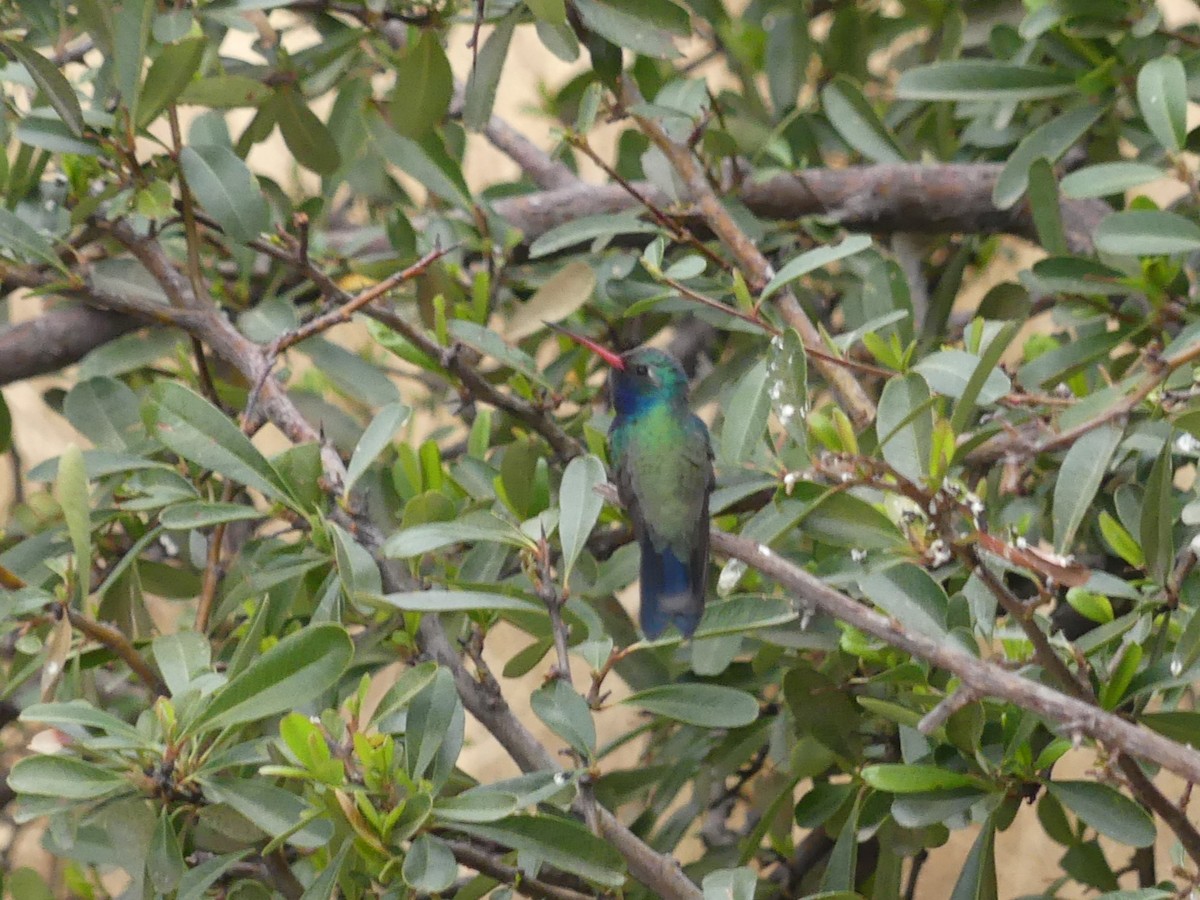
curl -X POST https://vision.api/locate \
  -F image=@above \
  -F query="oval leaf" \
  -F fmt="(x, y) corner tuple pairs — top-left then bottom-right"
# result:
(189, 623), (353, 733)
(558, 454), (606, 581)
(623, 683), (759, 727)
(1048, 781), (1155, 847)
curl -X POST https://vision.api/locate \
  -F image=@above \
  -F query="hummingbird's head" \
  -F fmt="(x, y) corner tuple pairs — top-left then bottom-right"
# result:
(609, 348), (688, 416)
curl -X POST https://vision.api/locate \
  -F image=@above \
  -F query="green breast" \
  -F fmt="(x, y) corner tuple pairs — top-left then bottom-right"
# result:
(611, 405), (710, 554)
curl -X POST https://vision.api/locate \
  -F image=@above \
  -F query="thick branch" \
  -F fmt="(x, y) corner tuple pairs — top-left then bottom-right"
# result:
(0, 305), (141, 387)
(711, 528), (1200, 785)
(488, 163), (1108, 253)
(445, 839), (596, 900)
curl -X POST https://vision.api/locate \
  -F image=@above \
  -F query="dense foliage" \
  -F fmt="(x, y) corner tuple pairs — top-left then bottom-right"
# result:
(5, 0), (1200, 897)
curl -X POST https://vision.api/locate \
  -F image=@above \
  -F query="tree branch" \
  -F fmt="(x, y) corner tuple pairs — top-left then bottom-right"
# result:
(710, 527), (1200, 786)
(0, 305), (141, 387)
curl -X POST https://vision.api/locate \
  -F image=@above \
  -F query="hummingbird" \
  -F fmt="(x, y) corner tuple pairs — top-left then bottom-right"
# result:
(549, 324), (714, 638)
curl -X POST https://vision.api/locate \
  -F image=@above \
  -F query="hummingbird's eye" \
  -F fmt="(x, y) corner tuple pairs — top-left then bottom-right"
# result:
(633, 364), (649, 377)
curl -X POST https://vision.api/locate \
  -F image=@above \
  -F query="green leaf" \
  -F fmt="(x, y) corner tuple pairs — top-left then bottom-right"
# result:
(368, 114), (472, 210)
(146, 382), (293, 505)
(950, 321), (1020, 434)
(8, 755), (129, 800)
(861, 764), (982, 793)
(19, 700), (141, 740)
(345, 402), (410, 495)
(820, 792), (861, 893)
(1140, 711), (1200, 746)
(1065, 587), (1114, 625)
(56, 444), (91, 604)
(179, 74), (271, 108)
(113, 0), (153, 114)
(1098, 511), (1144, 568)
(1052, 425), (1121, 553)
(434, 787), (520, 823)
(623, 683), (759, 727)
(1094, 210), (1200, 257)
(177, 851), (252, 900)
(950, 816), (998, 900)
(1137, 55), (1188, 153)
(136, 36), (207, 128)
(992, 105), (1102, 210)
(299, 842), (349, 900)
(507, 261), (596, 341)
(0, 208), (67, 272)
(374, 588), (542, 613)
(390, 31), (453, 138)
(760, 235), (872, 301)
(64, 377), (142, 449)
(1028, 157), (1067, 256)
(1141, 438), (1175, 584)
(451, 815), (626, 887)
(528, 211), (659, 258)
(406, 667), (459, 780)
(1060, 162), (1163, 199)
(531, 679), (596, 757)
(1048, 781), (1155, 847)
(464, 10), (517, 131)
(720, 357), (771, 467)
(179, 144), (270, 243)
(915, 349), (1011, 404)
(4, 42), (85, 137)
(821, 75), (906, 163)
(527, 0), (567, 25)
(896, 61), (1076, 102)
(859, 563), (949, 639)
(159, 502), (264, 530)
(273, 86), (341, 175)
(876, 374), (932, 482)
(572, 0), (682, 58)
(148, 809), (185, 894)
(385, 513), (533, 557)
(0, 393), (9, 453)
(449, 320), (553, 389)
(202, 778), (332, 849)
(403, 834), (457, 893)
(189, 624), (353, 733)
(153, 631), (211, 697)
(558, 454), (606, 582)
(703, 867), (757, 900)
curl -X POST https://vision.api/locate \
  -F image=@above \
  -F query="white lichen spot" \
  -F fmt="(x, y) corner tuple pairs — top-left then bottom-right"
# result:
(800, 607), (813, 630)
(850, 548), (867, 563)
(928, 499), (939, 516)
(757, 543), (774, 558)
(1176, 433), (1200, 455)
(1190, 532), (1200, 559)
(771, 335), (784, 350)
(928, 539), (952, 568)
(718, 560), (747, 596)
(45, 661), (60, 677)
(779, 403), (796, 424)
(769, 381), (784, 402)
(840, 472), (852, 483)
(553, 771), (571, 785)
(1171, 655), (1184, 678)
(967, 495), (985, 516)
(1015, 535), (1028, 550)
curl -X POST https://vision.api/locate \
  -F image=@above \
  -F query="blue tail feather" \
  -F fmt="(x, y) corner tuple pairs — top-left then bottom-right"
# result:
(639, 538), (704, 638)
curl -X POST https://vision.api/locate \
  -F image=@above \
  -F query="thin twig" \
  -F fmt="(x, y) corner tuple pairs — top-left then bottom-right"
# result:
(65, 607), (166, 696)
(443, 839), (596, 900)
(566, 132), (730, 274)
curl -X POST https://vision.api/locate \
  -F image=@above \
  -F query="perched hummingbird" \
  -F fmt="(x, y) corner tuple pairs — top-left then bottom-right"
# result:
(549, 324), (714, 638)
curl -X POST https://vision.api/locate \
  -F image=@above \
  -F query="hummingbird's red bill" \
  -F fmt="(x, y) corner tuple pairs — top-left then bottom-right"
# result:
(544, 321), (626, 370)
